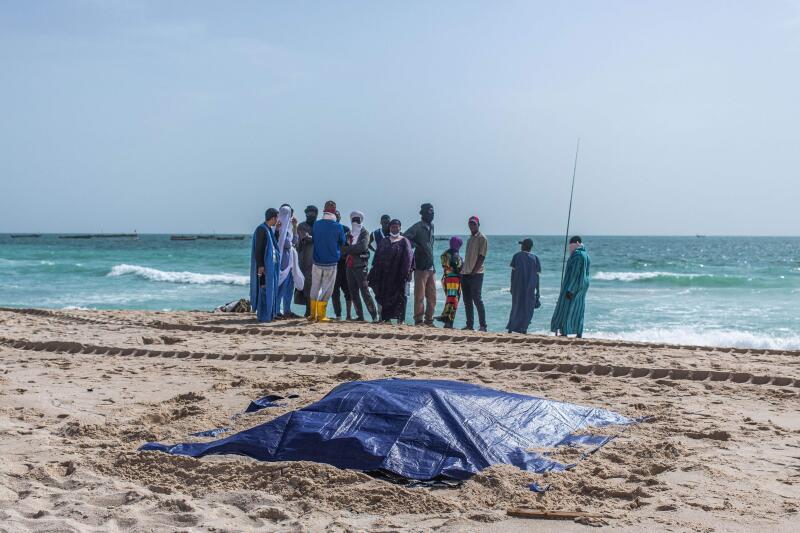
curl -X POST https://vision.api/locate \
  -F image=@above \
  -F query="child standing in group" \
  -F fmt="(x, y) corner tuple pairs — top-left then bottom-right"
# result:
(435, 236), (464, 329)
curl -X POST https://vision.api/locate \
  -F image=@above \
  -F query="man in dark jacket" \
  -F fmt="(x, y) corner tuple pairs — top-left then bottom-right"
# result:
(369, 214), (391, 258)
(369, 214), (391, 317)
(403, 203), (436, 326)
(331, 210), (352, 320)
(293, 223), (314, 317)
(303, 205), (319, 237)
(342, 210), (378, 321)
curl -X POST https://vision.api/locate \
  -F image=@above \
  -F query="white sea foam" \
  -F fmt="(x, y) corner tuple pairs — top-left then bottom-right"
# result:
(587, 327), (800, 351)
(593, 271), (698, 282)
(107, 264), (248, 285)
(62, 305), (94, 311)
(1, 258), (56, 267)
(0, 258), (32, 267)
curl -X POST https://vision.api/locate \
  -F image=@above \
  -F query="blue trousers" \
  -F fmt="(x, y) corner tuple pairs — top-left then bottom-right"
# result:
(277, 276), (294, 315)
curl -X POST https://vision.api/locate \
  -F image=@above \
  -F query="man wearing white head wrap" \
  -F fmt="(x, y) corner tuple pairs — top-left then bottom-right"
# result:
(275, 204), (304, 318)
(341, 210), (378, 321)
(349, 210), (364, 243)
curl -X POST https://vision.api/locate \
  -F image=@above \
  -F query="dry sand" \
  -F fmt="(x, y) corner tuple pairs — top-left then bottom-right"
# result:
(0, 307), (798, 532)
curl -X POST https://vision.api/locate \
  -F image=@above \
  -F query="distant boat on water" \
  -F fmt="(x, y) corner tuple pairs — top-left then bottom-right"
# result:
(91, 233), (138, 239)
(58, 233), (138, 240)
(10, 234), (41, 238)
(169, 234), (244, 241)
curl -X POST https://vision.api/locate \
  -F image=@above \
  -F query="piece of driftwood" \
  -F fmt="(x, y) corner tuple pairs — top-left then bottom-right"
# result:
(506, 508), (603, 520)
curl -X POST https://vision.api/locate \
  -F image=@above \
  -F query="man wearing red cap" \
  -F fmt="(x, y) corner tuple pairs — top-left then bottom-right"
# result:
(307, 200), (346, 322)
(462, 216), (489, 331)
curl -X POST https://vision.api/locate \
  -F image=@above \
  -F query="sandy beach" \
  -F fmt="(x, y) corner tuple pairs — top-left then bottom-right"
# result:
(0, 307), (798, 532)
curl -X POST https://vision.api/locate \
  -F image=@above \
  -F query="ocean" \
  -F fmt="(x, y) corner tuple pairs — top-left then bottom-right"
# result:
(1, 234), (798, 350)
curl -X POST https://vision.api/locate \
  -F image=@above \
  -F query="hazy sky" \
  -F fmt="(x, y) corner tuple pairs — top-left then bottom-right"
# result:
(1, 1), (798, 235)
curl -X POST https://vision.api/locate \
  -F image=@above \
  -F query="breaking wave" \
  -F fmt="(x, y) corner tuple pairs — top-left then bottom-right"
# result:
(0, 258), (53, 268)
(107, 264), (248, 286)
(587, 327), (800, 350)
(593, 271), (699, 282)
(590, 271), (773, 288)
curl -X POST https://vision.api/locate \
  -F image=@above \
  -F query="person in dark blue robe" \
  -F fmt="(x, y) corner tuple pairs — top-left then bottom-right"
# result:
(250, 208), (280, 322)
(506, 238), (541, 334)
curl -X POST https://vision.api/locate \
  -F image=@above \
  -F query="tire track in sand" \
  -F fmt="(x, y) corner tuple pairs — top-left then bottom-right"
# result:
(4, 307), (798, 358)
(4, 307), (800, 359)
(1, 336), (798, 389)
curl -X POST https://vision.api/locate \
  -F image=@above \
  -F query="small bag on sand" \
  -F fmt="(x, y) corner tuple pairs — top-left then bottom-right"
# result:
(214, 298), (251, 313)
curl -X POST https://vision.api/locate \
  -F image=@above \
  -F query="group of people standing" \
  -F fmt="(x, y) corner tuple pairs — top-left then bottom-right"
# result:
(250, 201), (591, 337)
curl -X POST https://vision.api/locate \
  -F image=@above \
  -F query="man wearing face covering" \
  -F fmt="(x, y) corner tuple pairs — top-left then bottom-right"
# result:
(297, 205), (318, 237)
(331, 210), (353, 320)
(342, 210), (378, 322)
(293, 223), (314, 317)
(369, 214), (392, 318)
(403, 203), (436, 326)
(551, 236), (591, 338)
(275, 204), (303, 319)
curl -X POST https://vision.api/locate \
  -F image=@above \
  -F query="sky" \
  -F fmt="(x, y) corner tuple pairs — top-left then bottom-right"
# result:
(1, 0), (799, 236)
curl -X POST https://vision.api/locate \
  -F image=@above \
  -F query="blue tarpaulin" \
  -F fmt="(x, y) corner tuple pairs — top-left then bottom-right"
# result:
(141, 379), (633, 480)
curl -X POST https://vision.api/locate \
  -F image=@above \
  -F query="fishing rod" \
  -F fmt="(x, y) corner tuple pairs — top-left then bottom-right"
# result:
(561, 138), (581, 284)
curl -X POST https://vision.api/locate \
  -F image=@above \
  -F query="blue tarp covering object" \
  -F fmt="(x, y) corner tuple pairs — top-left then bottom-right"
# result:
(141, 379), (633, 481)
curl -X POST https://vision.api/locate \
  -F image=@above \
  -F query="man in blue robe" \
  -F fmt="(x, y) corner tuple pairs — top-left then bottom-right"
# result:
(550, 235), (591, 338)
(250, 208), (280, 322)
(506, 238), (541, 334)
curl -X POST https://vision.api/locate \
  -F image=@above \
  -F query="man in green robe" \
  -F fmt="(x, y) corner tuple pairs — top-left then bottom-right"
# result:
(551, 236), (591, 338)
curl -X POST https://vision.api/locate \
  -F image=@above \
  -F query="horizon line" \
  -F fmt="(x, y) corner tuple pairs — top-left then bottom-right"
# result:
(3, 232), (800, 238)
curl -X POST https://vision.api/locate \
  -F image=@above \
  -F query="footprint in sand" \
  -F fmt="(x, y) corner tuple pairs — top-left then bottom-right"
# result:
(249, 506), (293, 522)
(92, 490), (146, 508)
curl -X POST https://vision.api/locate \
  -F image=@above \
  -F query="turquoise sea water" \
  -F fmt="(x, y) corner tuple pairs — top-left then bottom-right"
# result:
(1, 234), (798, 349)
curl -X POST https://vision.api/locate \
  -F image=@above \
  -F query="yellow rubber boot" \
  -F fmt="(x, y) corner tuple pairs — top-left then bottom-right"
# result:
(317, 301), (331, 322)
(307, 300), (318, 322)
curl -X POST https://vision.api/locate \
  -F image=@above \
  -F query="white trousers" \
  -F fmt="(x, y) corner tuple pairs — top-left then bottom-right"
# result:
(310, 264), (337, 302)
